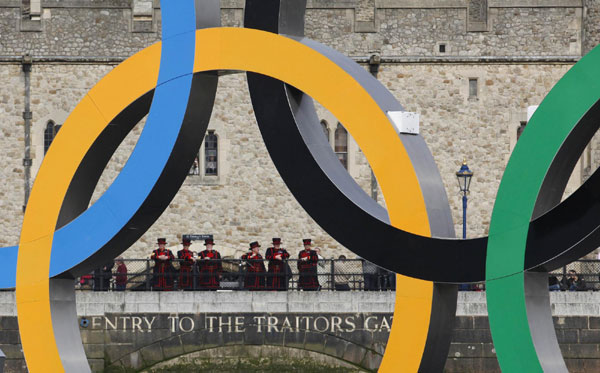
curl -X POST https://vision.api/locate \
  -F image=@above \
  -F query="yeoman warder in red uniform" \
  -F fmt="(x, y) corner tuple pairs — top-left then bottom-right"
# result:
(197, 238), (222, 290)
(241, 241), (266, 290)
(298, 238), (320, 291)
(177, 238), (195, 290)
(265, 237), (290, 290)
(151, 238), (175, 291)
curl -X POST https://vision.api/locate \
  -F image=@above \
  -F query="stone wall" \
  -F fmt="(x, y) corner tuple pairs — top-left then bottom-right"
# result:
(0, 291), (600, 372)
(306, 6), (582, 57)
(585, 0), (600, 53)
(0, 0), (599, 259)
(0, 0), (588, 58)
(0, 61), (574, 258)
(447, 315), (600, 372)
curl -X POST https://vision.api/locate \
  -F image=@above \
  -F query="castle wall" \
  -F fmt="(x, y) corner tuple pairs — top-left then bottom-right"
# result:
(0, 0), (598, 260)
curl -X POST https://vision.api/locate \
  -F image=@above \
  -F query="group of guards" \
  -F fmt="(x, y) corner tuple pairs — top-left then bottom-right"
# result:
(150, 237), (321, 291)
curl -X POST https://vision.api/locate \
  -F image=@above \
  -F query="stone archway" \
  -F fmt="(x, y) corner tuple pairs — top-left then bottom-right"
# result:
(101, 318), (387, 373)
(140, 345), (367, 372)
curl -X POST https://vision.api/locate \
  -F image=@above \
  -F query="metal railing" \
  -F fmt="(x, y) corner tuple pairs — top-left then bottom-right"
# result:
(77, 258), (396, 291)
(76, 258), (600, 292)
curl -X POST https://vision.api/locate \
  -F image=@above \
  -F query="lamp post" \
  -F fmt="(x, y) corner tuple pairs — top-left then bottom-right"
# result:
(456, 160), (473, 239)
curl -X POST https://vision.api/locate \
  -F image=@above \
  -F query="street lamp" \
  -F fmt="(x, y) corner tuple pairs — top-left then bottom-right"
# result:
(456, 160), (473, 239)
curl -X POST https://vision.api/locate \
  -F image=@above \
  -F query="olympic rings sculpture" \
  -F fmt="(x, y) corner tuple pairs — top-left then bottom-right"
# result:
(1, 0), (599, 371)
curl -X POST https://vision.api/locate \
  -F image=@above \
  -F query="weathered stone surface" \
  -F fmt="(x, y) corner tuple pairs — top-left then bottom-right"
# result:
(554, 316), (590, 329)
(0, 317), (18, 330)
(83, 343), (104, 359)
(444, 357), (501, 373)
(556, 329), (580, 344)
(0, 1), (597, 262)
(323, 334), (348, 358)
(472, 316), (490, 330)
(590, 316), (600, 329)
(4, 359), (28, 373)
(342, 342), (368, 366)
(139, 342), (165, 366)
(87, 358), (104, 373)
(454, 316), (475, 329)
(562, 343), (600, 359)
(0, 343), (23, 359)
(580, 329), (600, 343)
(160, 335), (184, 360)
(451, 328), (493, 344)
(282, 328), (304, 349)
(449, 343), (486, 358)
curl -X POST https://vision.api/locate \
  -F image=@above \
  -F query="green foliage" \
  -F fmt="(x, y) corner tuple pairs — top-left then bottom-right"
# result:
(142, 358), (364, 373)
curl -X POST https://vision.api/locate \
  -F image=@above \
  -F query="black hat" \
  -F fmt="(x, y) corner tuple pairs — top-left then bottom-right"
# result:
(182, 238), (191, 246)
(157, 238), (167, 244)
(204, 238), (215, 246)
(272, 237), (282, 244)
(303, 238), (312, 245)
(249, 241), (260, 249)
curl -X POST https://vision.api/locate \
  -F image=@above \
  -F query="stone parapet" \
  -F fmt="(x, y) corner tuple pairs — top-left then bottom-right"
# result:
(457, 291), (600, 316)
(0, 290), (600, 316)
(0, 290), (397, 316)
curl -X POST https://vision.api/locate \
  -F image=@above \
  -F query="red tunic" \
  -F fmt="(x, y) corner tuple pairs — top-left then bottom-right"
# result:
(177, 248), (195, 290)
(298, 249), (320, 290)
(151, 249), (175, 291)
(115, 263), (127, 286)
(198, 249), (222, 289)
(241, 252), (266, 290)
(265, 247), (290, 290)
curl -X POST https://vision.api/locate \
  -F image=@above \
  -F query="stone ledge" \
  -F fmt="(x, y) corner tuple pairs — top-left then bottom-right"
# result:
(0, 0), (581, 10)
(0, 291), (598, 316)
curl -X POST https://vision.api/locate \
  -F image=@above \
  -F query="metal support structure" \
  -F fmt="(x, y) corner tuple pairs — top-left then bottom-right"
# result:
(456, 161), (473, 240)
(22, 54), (32, 213)
(145, 260), (151, 291)
(462, 194), (467, 239)
(368, 53), (380, 202)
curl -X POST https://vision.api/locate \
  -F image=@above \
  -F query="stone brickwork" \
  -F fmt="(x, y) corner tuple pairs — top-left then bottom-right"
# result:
(356, 0), (376, 22)
(3, 61), (573, 257)
(306, 5), (581, 57)
(378, 63), (575, 236)
(585, 0), (600, 53)
(0, 1), (587, 58)
(0, 292), (599, 372)
(447, 315), (600, 373)
(0, 0), (599, 259)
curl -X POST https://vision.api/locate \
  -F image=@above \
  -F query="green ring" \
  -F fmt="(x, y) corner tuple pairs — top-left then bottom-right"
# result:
(486, 46), (600, 371)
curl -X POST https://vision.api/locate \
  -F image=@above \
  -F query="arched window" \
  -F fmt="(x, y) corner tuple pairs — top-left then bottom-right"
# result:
(334, 123), (348, 169)
(320, 120), (330, 143)
(204, 130), (218, 176)
(44, 120), (61, 155)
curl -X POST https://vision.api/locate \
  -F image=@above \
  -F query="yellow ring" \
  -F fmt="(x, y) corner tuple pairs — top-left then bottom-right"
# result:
(17, 27), (432, 372)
